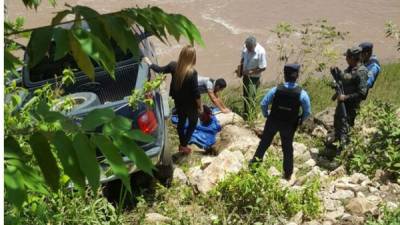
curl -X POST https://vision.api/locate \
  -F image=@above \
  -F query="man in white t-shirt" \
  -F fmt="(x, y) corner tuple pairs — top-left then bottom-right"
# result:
(237, 36), (267, 119)
(198, 76), (230, 113)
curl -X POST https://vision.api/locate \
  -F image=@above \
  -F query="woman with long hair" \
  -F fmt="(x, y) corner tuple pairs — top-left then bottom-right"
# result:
(143, 45), (202, 154)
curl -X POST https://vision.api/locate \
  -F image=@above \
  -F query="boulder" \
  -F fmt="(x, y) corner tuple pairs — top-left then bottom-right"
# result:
(173, 167), (188, 184)
(215, 112), (244, 127)
(325, 206), (345, 220)
(289, 211), (303, 225)
(187, 150), (244, 193)
(329, 166), (346, 177)
(312, 125), (328, 138)
(345, 197), (376, 215)
(200, 156), (215, 169)
(268, 166), (281, 177)
(144, 213), (172, 224)
(214, 125), (260, 159)
(330, 189), (354, 200)
(314, 107), (335, 129)
(304, 158), (317, 168)
(303, 220), (321, 225)
(350, 173), (369, 184)
(323, 198), (342, 211)
(293, 142), (308, 156)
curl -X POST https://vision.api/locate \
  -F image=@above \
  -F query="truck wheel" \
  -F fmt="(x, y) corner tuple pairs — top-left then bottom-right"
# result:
(154, 122), (173, 186)
(53, 92), (100, 114)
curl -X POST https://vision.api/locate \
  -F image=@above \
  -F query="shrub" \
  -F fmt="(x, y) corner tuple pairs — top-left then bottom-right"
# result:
(340, 100), (400, 181)
(5, 189), (124, 225)
(366, 206), (400, 225)
(208, 158), (322, 223)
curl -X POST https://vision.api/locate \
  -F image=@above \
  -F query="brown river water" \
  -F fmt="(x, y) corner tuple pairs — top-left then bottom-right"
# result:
(7, 0), (400, 85)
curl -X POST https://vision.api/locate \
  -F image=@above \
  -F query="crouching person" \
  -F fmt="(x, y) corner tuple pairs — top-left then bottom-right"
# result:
(249, 64), (311, 180)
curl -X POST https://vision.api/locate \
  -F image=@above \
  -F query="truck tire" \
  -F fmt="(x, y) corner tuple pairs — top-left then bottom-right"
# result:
(53, 92), (100, 114)
(154, 119), (173, 186)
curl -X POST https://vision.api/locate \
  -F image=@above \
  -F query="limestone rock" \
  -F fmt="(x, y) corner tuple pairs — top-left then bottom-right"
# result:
(200, 156), (215, 169)
(268, 166), (281, 177)
(295, 151), (312, 163)
(293, 142), (308, 156)
(173, 167), (188, 184)
(289, 211), (303, 224)
(214, 125), (259, 159)
(350, 173), (369, 184)
(386, 201), (398, 211)
(304, 158), (317, 168)
(329, 166), (346, 177)
(144, 213), (172, 224)
(314, 107), (335, 129)
(187, 150), (244, 193)
(312, 125), (328, 138)
(215, 112), (244, 127)
(304, 221), (321, 225)
(323, 198), (342, 211)
(345, 197), (376, 215)
(330, 189), (354, 200)
(325, 206), (345, 220)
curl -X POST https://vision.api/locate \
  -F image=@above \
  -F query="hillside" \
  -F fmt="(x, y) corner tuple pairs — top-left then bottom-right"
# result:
(123, 62), (400, 224)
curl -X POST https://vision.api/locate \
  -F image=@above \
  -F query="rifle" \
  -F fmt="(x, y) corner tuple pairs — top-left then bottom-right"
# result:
(330, 67), (349, 133)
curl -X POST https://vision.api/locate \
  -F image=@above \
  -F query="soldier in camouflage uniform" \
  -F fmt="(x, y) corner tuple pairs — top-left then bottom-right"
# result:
(331, 46), (369, 150)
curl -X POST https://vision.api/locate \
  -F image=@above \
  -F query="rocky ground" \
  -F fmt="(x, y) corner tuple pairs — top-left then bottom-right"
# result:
(142, 111), (400, 225)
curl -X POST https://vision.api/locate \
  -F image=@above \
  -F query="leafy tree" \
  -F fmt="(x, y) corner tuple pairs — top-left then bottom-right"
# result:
(4, 0), (204, 209)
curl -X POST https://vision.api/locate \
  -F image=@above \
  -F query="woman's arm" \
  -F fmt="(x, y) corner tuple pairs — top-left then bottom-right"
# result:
(144, 57), (175, 74)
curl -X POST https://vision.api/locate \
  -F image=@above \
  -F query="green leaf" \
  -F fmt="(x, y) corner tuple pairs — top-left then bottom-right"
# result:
(4, 50), (22, 73)
(36, 100), (65, 123)
(103, 116), (132, 135)
(72, 133), (100, 192)
(123, 130), (155, 143)
(27, 26), (53, 68)
(4, 136), (27, 160)
(5, 165), (27, 209)
(72, 28), (116, 78)
(51, 131), (86, 189)
(68, 31), (95, 80)
(92, 135), (131, 192)
(7, 159), (48, 195)
(113, 135), (154, 176)
(53, 28), (69, 60)
(29, 132), (60, 191)
(81, 108), (115, 131)
(104, 15), (140, 56)
(73, 6), (109, 43)
(51, 9), (71, 25)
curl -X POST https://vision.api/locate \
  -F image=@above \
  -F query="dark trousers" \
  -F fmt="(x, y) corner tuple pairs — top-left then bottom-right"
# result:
(334, 101), (359, 143)
(252, 119), (296, 178)
(176, 105), (198, 147)
(243, 76), (260, 119)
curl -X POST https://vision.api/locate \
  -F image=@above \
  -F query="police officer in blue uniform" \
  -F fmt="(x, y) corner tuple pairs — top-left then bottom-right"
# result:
(249, 64), (311, 180)
(359, 42), (381, 89)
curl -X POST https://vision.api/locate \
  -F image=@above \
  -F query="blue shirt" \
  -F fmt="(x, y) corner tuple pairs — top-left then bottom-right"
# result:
(260, 82), (311, 120)
(366, 56), (381, 88)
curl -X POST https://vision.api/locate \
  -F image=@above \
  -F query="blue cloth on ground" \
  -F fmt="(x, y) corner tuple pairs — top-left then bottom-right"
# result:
(171, 108), (222, 149)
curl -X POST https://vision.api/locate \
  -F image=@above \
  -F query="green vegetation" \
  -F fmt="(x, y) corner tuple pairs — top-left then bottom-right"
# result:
(4, 0), (204, 210)
(129, 154), (322, 225)
(339, 100), (400, 181)
(5, 188), (123, 225)
(366, 206), (400, 225)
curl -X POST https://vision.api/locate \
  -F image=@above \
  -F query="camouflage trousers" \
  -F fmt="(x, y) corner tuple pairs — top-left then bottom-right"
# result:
(333, 101), (359, 146)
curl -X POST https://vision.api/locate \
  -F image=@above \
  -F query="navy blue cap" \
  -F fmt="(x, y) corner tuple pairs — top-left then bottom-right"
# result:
(359, 42), (373, 51)
(284, 63), (301, 74)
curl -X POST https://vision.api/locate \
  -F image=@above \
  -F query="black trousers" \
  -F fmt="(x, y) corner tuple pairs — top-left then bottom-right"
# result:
(334, 101), (359, 142)
(176, 105), (198, 147)
(243, 76), (260, 119)
(252, 119), (296, 178)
